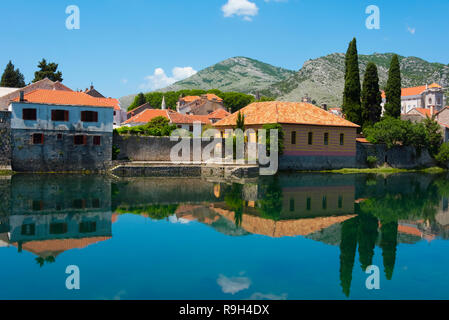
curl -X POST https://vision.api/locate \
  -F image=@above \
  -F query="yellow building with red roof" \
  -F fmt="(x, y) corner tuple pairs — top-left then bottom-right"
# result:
(214, 101), (359, 170)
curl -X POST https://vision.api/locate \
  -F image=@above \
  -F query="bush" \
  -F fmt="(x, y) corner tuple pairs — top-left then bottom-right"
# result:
(115, 116), (176, 137)
(366, 156), (377, 168)
(262, 124), (284, 155)
(436, 143), (449, 168)
(112, 145), (120, 160)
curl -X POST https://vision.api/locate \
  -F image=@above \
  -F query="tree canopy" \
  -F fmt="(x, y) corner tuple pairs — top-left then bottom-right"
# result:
(32, 58), (63, 83)
(342, 38), (362, 126)
(383, 55), (402, 118)
(0, 61), (25, 88)
(361, 62), (382, 128)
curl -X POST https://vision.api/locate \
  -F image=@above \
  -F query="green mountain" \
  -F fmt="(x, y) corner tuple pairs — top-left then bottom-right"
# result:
(263, 53), (449, 107)
(161, 56), (296, 93)
(120, 53), (449, 110)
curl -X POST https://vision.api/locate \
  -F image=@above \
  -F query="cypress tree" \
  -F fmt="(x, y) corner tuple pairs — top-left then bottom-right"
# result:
(384, 55), (402, 118)
(236, 111), (245, 131)
(0, 61), (25, 88)
(339, 216), (359, 297)
(342, 38), (362, 125)
(357, 211), (379, 271)
(136, 92), (146, 106)
(361, 62), (382, 128)
(380, 220), (398, 280)
(32, 58), (63, 83)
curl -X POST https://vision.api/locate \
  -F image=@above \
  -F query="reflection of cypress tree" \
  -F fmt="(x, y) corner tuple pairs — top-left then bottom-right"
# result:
(357, 210), (379, 271)
(339, 216), (359, 297)
(258, 176), (283, 221)
(224, 184), (244, 227)
(380, 220), (398, 280)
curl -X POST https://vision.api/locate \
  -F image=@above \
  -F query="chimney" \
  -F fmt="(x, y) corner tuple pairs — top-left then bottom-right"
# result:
(431, 105), (434, 116)
(321, 103), (328, 111)
(90, 84), (94, 90)
(19, 91), (24, 102)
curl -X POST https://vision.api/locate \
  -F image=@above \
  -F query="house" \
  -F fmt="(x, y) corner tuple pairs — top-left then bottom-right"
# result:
(177, 94), (226, 115)
(127, 102), (153, 119)
(381, 83), (446, 115)
(122, 108), (211, 132)
(8, 89), (114, 172)
(213, 101), (359, 170)
(207, 108), (231, 124)
(0, 78), (73, 110)
(402, 107), (449, 142)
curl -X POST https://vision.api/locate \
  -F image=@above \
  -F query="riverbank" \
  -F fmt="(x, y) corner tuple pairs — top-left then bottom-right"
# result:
(315, 166), (446, 174)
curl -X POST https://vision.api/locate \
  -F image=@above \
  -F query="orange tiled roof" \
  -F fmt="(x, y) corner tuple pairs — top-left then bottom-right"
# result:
(381, 83), (442, 99)
(204, 93), (223, 102)
(13, 89), (116, 108)
(123, 109), (169, 124)
(356, 138), (369, 143)
(208, 108), (230, 119)
(180, 96), (200, 103)
(414, 108), (437, 117)
(213, 101), (359, 128)
(168, 112), (211, 124)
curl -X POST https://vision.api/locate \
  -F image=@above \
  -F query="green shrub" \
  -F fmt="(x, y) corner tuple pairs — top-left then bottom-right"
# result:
(262, 123), (284, 155)
(435, 143), (449, 168)
(366, 156), (377, 168)
(112, 145), (120, 160)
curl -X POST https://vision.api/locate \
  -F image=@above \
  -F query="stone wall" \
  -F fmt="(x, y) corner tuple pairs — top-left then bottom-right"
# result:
(114, 134), (223, 162)
(0, 111), (11, 167)
(11, 130), (112, 172)
(356, 142), (435, 169)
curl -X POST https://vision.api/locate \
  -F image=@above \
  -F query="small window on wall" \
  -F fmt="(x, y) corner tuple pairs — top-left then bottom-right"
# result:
(81, 111), (98, 122)
(49, 222), (68, 235)
(23, 108), (37, 120)
(57, 134), (63, 140)
(324, 133), (329, 145)
(291, 131), (296, 145)
(74, 135), (87, 145)
(32, 133), (44, 144)
(93, 136), (101, 146)
(51, 110), (69, 121)
(21, 223), (35, 236)
(340, 133), (345, 146)
(308, 132), (313, 145)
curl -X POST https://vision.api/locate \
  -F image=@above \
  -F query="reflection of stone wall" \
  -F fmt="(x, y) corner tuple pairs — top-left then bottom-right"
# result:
(0, 111), (11, 167)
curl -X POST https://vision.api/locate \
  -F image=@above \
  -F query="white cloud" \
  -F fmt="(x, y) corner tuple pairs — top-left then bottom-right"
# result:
(407, 26), (416, 35)
(121, 78), (128, 84)
(217, 274), (251, 295)
(222, 0), (259, 20)
(139, 66), (197, 91)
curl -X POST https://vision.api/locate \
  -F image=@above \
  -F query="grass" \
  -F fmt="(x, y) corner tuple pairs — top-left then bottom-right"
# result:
(315, 166), (446, 174)
(0, 170), (13, 176)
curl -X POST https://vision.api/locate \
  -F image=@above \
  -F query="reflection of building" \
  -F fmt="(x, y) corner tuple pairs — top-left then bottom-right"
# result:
(4, 174), (113, 258)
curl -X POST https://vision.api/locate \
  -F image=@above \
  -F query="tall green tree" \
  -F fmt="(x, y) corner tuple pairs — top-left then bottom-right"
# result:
(0, 61), (25, 87)
(32, 58), (63, 83)
(236, 111), (245, 131)
(384, 55), (402, 118)
(357, 210), (379, 271)
(361, 62), (382, 128)
(342, 38), (362, 126)
(135, 92), (146, 107)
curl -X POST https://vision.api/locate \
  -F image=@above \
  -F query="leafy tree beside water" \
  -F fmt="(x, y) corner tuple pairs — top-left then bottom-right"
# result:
(257, 176), (283, 221)
(342, 38), (362, 126)
(357, 210), (379, 271)
(379, 220), (398, 280)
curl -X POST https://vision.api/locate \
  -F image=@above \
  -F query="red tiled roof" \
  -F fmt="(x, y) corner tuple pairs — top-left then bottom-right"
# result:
(123, 109), (169, 124)
(207, 108), (230, 119)
(180, 96), (200, 103)
(381, 83), (442, 99)
(168, 113), (211, 124)
(13, 89), (115, 108)
(204, 93), (223, 102)
(213, 101), (359, 128)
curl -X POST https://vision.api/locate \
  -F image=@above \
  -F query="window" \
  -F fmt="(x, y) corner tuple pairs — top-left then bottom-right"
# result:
(338, 196), (343, 209)
(289, 199), (295, 212)
(21, 223), (35, 236)
(79, 221), (97, 233)
(57, 133), (63, 140)
(306, 197), (311, 211)
(291, 131), (296, 145)
(32, 133), (44, 145)
(322, 196), (327, 210)
(324, 133), (329, 146)
(340, 133), (345, 146)
(51, 110), (69, 121)
(73, 199), (86, 209)
(32, 200), (43, 211)
(92, 198), (100, 208)
(22, 108), (37, 120)
(49, 222), (68, 235)
(81, 111), (98, 122)
(74, 135), (87, 145)
(93, 136), (101, 146)
(189, 125), (193, 132)
(308, 132), (313, 145)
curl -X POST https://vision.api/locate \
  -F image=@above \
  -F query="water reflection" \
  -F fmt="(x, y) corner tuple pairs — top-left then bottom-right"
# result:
(0, 172), (449, 298)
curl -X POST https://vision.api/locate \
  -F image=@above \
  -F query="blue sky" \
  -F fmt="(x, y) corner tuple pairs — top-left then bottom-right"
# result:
(0, 0), (448, 98)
